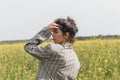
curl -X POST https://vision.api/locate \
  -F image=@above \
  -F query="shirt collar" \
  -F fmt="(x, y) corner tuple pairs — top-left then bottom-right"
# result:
(61, 42), (73, 49)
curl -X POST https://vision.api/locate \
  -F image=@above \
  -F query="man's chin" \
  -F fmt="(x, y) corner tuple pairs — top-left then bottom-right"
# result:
(53, 40), (56, 43)
(53, 40), (58, 44)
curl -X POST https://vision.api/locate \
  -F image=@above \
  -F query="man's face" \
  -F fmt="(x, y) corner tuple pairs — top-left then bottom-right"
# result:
(52, 28), (66, 44)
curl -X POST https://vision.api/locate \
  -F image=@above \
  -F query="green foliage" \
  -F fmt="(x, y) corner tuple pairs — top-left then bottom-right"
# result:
(0, 39), (120, 80)
(75, 39), (120, 80)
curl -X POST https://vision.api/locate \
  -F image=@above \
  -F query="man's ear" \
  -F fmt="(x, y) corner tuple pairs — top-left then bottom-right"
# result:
(64, 32), (69, 40)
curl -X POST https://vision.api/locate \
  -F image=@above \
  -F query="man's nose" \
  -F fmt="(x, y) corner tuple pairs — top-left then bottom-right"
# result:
(52, 32), (55, 37)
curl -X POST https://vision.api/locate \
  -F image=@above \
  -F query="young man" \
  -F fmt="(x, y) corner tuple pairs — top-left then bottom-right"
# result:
(24, 17), (80, 80)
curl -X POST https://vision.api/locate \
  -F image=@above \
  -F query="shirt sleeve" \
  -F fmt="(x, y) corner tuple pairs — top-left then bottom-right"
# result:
(24, 27), (52, 60)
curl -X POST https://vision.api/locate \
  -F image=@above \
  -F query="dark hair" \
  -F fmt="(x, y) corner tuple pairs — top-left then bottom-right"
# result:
(54, 16), (78, 43)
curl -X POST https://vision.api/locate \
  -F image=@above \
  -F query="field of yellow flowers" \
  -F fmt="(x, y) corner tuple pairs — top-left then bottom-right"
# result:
(0, 39), (120, 80)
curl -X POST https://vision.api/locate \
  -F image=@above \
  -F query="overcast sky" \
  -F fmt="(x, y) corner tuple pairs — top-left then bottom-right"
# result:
(0, 0), (120, 41)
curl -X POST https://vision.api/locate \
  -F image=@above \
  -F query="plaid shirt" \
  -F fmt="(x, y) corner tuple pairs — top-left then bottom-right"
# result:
(24, 27), (80, 80)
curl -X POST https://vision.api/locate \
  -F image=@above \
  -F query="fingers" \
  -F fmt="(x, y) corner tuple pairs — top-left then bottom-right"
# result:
(48, 23), (59, 31)
(48, 23), (59, 28)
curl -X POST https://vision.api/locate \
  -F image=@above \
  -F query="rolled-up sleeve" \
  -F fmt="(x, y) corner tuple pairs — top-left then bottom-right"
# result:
(24, 27), (52, 60)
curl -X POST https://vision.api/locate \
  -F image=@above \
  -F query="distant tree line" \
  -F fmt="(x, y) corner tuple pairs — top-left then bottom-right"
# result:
(76, 35), (120, 40)
(0, 39), (28, 44)
(0, 35), (120, 44)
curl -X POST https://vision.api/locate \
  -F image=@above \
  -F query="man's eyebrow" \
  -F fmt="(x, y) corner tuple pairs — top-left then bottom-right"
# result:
(53, 29), (59, 32)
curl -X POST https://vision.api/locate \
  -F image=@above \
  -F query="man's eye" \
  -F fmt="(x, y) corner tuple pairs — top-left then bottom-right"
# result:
(54, 30), (58, 33)
(55, 31), (58, 33)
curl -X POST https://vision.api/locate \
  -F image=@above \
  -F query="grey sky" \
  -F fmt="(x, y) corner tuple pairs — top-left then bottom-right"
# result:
(0, 0), (120, 41)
